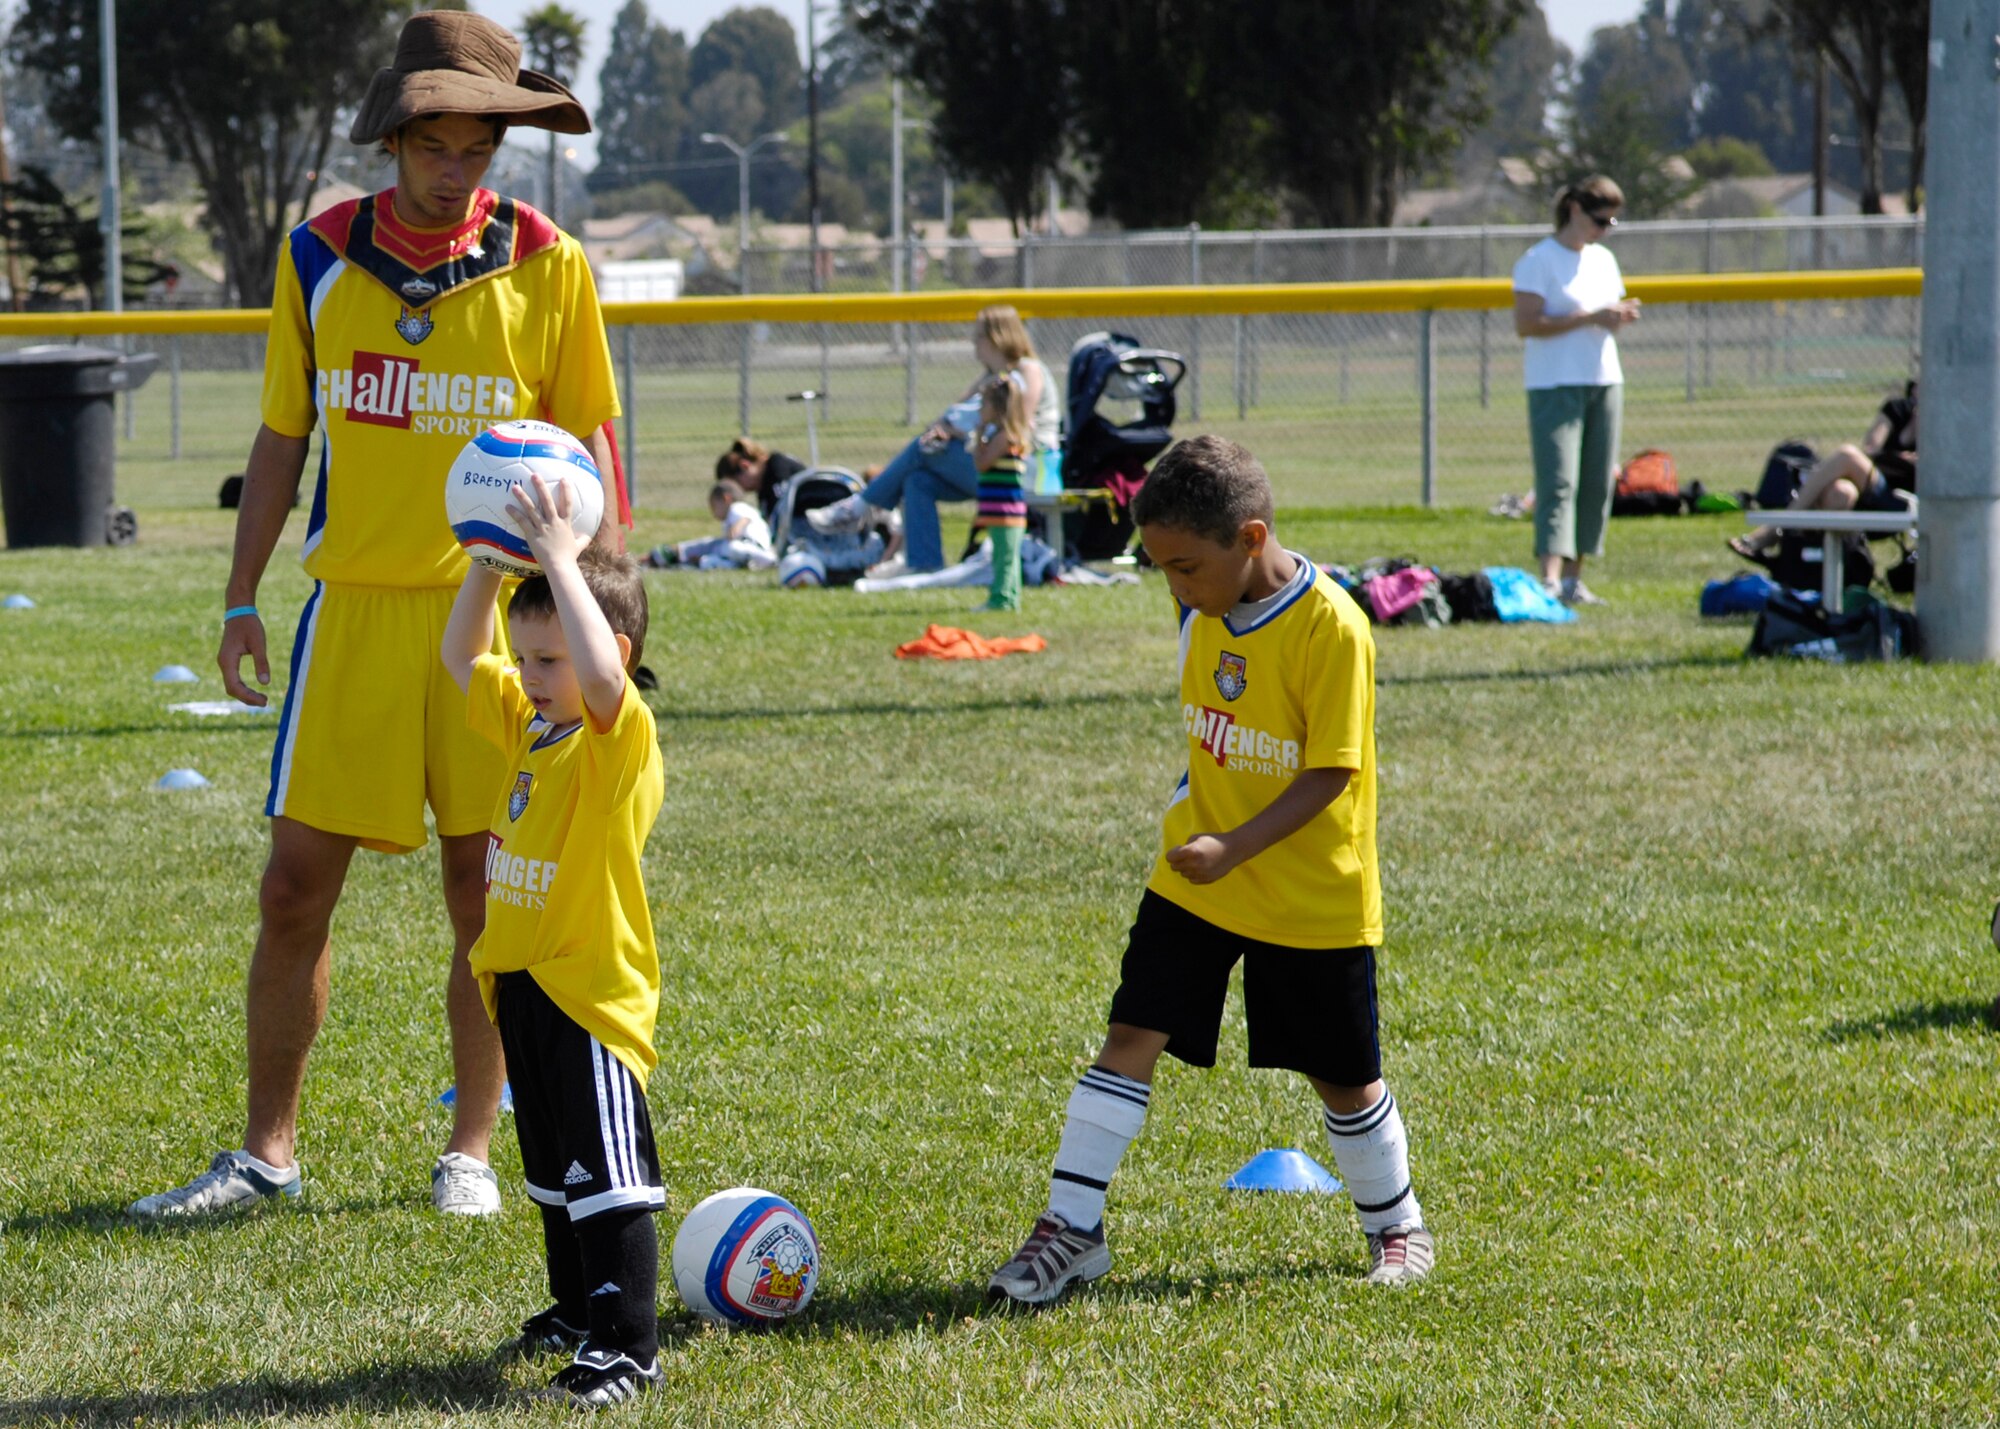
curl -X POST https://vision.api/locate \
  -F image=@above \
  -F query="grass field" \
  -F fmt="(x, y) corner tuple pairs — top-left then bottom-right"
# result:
(2, 486), (1996, 1426)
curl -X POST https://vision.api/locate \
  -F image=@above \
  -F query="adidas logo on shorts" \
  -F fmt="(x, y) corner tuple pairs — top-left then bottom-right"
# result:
(563, 1161), (591, 1186)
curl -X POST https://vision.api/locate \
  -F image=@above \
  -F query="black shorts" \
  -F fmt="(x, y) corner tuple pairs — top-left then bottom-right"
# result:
(1106, 889), (1383, 1087)
(495, 971), (665, 1222)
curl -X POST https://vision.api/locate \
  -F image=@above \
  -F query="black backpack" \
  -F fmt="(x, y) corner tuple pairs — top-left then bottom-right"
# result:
(1748, 590), (1916, 662)
(1753, 441), (1815, 509)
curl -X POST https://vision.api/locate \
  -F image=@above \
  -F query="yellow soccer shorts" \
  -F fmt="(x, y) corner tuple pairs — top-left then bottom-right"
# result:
(265, 581), (506, 854)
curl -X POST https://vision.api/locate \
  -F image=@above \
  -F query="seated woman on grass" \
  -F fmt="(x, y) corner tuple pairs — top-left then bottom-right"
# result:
(1730, 382), (1917, 562)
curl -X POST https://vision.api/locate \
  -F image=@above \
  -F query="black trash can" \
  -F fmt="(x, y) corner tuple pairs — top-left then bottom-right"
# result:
(0, 344), (159, 548)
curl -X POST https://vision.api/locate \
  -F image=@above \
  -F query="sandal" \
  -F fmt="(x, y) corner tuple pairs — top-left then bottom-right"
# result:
(1726, 534), (1769, 563)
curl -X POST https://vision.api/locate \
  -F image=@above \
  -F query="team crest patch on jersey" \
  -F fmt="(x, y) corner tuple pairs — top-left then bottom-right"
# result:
(395, 305), (433, 345)
(1214, 651), (1248, 701)
(507, 771), (533, 822)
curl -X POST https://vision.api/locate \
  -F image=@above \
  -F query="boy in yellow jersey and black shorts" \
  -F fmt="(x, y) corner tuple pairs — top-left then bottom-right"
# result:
(444, 474), (665, 1408)
(989, 434), (1434, 1304)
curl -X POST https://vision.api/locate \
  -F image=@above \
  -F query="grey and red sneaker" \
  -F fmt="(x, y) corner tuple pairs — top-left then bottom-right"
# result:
(987, 1214), (1112, 1306)
(1364, 1224), (1436, 1286)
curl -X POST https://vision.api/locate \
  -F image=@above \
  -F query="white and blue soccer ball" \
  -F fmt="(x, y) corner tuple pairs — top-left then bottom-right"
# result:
(670, 1186), (820, 1327)
(446, 419), (605, 576)
(777, 549), (828, 588)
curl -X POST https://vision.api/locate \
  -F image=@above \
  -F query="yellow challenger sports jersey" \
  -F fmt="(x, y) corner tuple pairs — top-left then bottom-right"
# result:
(260, 189), (620, 590)
(1147, 555), (1383, 949)
(465, 653), (665, 1081)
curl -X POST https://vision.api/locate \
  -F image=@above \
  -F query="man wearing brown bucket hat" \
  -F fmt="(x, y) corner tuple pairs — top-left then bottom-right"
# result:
(132, 20), (650, 1392)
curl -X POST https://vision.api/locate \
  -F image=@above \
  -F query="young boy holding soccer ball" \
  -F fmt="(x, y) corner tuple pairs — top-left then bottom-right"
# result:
(988, 435), (1433, 1304)
(442, 475), (667, 1407)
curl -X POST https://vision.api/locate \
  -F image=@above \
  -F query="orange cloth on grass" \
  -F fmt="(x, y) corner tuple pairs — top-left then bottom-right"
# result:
(893, 624), (1048, 660)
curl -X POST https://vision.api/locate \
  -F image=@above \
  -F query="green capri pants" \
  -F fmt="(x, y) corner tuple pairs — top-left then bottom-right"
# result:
(1527, 382), (1623, 561)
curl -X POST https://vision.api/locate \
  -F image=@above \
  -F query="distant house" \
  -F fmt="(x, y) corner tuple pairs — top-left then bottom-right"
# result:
(579, 212), (716, 279)
(1676, 174), (1914, 220)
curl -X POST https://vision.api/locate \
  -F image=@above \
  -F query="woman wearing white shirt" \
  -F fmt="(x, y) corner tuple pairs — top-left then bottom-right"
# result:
(1512, 175), (1641, 605)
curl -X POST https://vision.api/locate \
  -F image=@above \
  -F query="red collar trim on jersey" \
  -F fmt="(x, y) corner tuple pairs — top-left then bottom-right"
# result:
(307, 188), (562, 308)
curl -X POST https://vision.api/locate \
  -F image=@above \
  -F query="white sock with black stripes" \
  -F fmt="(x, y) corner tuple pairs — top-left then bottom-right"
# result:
(1323, 1088), (1423, 1234)
(1045, 1065), (1151, 1233)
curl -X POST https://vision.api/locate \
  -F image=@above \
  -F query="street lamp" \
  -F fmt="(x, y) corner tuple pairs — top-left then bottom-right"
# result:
(701, 131), (787, 294)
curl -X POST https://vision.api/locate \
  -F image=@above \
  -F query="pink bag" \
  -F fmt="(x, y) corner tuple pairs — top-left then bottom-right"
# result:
(1362, 567), (1437, 622)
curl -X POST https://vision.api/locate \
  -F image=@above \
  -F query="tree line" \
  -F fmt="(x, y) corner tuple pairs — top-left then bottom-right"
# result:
(0, 0), (1935, 308)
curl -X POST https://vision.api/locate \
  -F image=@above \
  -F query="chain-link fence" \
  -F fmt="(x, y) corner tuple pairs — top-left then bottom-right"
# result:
(3, 231), (1921, 518)
(741, 215), (1924, 294)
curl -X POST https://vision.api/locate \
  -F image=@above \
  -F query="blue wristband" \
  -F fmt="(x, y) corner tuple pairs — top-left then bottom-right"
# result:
(223, 605), (258, 623)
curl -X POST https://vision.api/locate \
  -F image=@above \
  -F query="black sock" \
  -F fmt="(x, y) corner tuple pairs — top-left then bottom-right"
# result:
(575, 1208), (659, 1362)
(540, 1204), (587, 1324)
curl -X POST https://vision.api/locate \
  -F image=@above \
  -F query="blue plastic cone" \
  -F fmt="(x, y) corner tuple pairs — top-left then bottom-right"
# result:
(154, 768), (211, 791)
(1224, 1148), (1342, 1194)
(438, 1082), (514, 1114)
(3, 593), (35, 610)
(153, 664), (199, 684)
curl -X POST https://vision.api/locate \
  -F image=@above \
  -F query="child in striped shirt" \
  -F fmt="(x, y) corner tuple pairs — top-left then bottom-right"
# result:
(972, 373), (1034, 612)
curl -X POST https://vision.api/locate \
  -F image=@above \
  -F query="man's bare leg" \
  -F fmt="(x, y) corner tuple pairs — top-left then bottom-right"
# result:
(243, 817), (359, 1167)
(440, 830), (503, 1162)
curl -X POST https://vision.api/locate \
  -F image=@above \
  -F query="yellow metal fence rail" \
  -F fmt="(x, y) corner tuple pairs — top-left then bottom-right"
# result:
(0, 268), (1927, 338)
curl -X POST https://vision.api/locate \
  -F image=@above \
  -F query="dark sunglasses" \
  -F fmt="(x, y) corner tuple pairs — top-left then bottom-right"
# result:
(1584, 208), (1620, 229)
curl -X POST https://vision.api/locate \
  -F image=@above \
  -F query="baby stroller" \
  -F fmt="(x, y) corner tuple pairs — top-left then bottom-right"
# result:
(1061, 331), (1186, 559)
(767, 466), (887, 585)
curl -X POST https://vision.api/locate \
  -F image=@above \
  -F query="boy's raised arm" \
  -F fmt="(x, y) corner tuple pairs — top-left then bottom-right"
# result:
(442, 563), (505, 695)
(511, 474), (629, 732)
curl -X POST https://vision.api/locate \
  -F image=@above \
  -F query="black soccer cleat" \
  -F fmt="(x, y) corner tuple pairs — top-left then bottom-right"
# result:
(513, 1304), (588, 1359)
(537, 1345), (662, 1410)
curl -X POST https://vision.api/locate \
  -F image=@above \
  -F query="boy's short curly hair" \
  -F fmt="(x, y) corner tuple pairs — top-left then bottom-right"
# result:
(1131, 435), (1275, 546)
(508, 549), (649, 672)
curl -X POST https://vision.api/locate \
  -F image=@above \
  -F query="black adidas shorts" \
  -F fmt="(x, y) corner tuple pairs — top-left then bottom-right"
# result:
(494, 971), (665, 1222)
(1106, 889), (1383, 1087)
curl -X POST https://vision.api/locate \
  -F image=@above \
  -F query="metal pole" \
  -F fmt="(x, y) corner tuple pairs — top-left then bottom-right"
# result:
(1419, 308), (1436, 507)
(621, 325), (636, 481)
(170, 333), (180, 459)
(739, 224), (752, 434)
(1188, 223), (1201, 421)
(1250, 231), (1262, 408)
(905, 308), (918, 428)
(806, 0), (820, 295)
(738, 149), (750, 293)
(1233, 312), (1245, 420)
(890, 78), (904, 295)
(1915, 0), (2000, 661)
(1684, 299), (1696, 403)
(1478, 226), (1490, 409)
(98, 0), (122, 320)
(1703, 222), (1715, 387)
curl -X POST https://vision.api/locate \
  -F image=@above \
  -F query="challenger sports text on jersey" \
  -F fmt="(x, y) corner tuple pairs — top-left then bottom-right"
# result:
(319, 351), (520, 434)
(1185, 703), (1300, 776)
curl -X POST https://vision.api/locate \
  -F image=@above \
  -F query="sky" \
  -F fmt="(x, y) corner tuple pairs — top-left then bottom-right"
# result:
(482, 0), (1649, 169)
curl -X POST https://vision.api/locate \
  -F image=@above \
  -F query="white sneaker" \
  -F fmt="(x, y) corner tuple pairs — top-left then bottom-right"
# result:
(431, 1151), (501, 1216)
(128, 1149), (301, 1219)
(806, 494), (870, 534)
(1559, 577), (1607, 606)
(864, 554), (909, 581)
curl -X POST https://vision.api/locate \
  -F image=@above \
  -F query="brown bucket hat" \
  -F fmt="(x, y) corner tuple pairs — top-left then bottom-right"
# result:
(350, 11), (590, 144)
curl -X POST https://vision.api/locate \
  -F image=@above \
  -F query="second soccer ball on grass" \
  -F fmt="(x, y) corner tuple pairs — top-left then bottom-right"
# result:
(670, 1187), (820, 1327)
